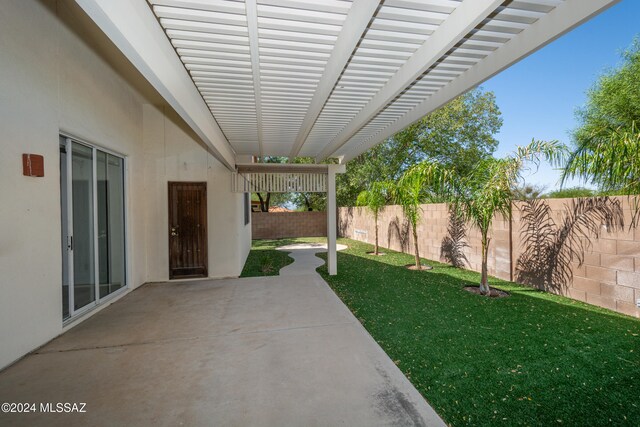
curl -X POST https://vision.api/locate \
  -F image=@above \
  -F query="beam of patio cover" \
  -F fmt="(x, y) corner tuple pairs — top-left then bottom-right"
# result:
(316, 0), (503, 161)
(78, 1), (620, 163)
(288, 0), (382, 159)
(74, 0), (237, 170)
(339, 0), (620, 162)
(246, 0), (264, 158)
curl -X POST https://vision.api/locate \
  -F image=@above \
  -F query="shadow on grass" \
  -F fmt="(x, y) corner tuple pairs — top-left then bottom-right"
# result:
(316, 240), (640, 427)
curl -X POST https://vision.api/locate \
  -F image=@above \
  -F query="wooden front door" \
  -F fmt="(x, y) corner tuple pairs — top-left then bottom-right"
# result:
(168, 182), (208, 279)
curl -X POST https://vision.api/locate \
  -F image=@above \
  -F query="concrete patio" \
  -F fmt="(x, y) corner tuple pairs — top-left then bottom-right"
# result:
(0, 249), (444, 426)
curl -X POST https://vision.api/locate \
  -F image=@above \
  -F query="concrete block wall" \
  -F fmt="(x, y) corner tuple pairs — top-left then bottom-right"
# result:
(511, 197), (640, 317)
(339, 196), (640, 318)
(339, 204), (511, 280)
(252, 211), (327, 239)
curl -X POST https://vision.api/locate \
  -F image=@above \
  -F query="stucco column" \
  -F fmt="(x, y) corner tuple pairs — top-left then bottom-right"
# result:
(327, 164), (346, 275)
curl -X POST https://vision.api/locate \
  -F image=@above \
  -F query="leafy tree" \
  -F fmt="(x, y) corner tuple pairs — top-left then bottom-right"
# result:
(337, 88), (502, 206)
(546, 187), (596, 199)
(254, 192), (272, 212)
(356, 181), (393, 255)
(337, 139), (411, 207)
(512, 184), (547, 200)
(291, 192), (326, 211)
(409, 140), (566, 294)
(288, 156), (329, 211)
(562, 40), (640, 221)
(254, 188), (293, 212)
(394, 88), (503, 176)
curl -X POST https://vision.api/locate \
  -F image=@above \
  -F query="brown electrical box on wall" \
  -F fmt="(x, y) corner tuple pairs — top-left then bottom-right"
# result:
(22, 154), (44, 177)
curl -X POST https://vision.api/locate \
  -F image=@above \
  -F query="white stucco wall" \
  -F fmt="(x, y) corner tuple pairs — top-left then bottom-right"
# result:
(0, 0), (249, 369)
(143, 104), (251, 281)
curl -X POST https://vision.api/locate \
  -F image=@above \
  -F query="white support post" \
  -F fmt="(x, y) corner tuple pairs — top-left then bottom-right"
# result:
(327, 164), (346, 275)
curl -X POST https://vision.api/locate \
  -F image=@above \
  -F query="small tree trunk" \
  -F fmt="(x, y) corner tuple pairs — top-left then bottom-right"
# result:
(257, 193), (267, 212)
(303, 193), (311, 211)
(480, 232), (490, 295)
(412, 222), (421, 268)
(374, 213), (379, 255)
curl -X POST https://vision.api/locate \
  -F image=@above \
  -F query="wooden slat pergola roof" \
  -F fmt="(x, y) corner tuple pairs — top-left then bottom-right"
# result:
(236, 163), (329, 174)
(76, 0), (618, 170)
(232, 163), (330, 192)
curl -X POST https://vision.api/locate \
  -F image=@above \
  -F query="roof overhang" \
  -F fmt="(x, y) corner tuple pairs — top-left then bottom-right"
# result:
(75, 0), (619, 168)
(75, 0), (237, 169)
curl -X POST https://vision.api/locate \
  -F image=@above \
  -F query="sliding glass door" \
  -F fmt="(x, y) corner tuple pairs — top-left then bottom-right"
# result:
(71, 142), (96, 311)
(97, 151), (126, 298)
(60, 137), (126, 320)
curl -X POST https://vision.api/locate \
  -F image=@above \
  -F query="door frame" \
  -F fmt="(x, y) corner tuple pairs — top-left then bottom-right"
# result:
(60, 133), (130, 323)
(168, 181), (208, 279)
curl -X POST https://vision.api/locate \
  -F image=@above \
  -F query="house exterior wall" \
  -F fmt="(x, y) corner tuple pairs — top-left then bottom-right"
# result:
(0, 0), (249, 369)
(252, 211), (327, 239)
(143, 104), (250, 281)
(339, 197), (640, 318)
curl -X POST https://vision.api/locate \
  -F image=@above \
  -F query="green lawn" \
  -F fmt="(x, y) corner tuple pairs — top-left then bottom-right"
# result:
(240, 237), (326, 277)
(310, 239), (639, 426)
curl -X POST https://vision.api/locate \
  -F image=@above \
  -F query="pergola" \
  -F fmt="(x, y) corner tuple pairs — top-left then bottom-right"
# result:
(232, 162), (344, 274)
(74, 0), (618, 274)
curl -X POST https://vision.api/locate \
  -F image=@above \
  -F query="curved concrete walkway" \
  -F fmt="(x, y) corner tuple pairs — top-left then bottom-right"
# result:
(0, 244), (445, 427)
(276, 242), (347, 276)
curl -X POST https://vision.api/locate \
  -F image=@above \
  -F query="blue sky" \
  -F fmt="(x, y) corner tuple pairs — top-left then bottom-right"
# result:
(481, 0), (639, 192)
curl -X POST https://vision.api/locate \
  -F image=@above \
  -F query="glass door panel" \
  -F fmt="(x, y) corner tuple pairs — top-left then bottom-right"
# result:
(97, 151), (126, 298)
(60, 139), (70, 320)
(71, 142), (95, 311)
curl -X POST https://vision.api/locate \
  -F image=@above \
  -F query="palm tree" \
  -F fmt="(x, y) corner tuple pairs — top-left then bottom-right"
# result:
(562, 123), (640, 224)
(563, 123), (640, 192)
(356, 181), (393, 255)
(395, 170), (426, 269)
(562, 41), (640, 223)
(395, 167), (449, 269)
(408, 140), (566, 294)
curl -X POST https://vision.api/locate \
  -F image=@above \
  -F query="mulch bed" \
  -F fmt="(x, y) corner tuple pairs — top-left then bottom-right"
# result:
(405, 264), (433, 271)
(366, 251), (386, 256)
(463, 286), (510, 298)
